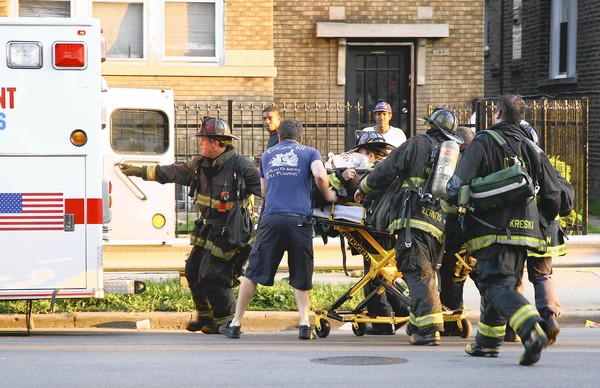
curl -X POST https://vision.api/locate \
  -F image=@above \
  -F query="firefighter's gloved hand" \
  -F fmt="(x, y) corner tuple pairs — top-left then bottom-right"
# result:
(120, 163), (143, 177)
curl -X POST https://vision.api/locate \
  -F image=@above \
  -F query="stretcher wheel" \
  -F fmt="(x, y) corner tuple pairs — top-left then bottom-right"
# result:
(458, 317), (472, 338)
(352, 322), (367, 336)
(315, 318), (331, 338)
(442, 316), (472, 338)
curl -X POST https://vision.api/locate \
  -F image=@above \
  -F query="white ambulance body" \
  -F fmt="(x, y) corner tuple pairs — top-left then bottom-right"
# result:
(100, 87), (176, 246)
(0, 17), (123, 301)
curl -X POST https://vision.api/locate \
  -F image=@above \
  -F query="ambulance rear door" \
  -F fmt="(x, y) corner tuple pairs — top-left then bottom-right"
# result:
(101, 88), (176, 245)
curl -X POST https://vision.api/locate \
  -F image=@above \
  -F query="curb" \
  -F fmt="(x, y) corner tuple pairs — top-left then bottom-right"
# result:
(1, 310), (599, 332)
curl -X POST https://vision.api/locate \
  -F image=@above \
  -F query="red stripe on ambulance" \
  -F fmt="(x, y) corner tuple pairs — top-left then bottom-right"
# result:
(64, 198), (103, 224)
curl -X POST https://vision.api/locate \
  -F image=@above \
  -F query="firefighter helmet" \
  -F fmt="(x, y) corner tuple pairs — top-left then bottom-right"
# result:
(350, 131), (395, 153)
(424, 108), (463, 144)
(195, 117), (239, 140)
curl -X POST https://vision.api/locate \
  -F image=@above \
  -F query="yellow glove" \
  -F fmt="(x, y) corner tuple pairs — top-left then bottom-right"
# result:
(120, 163), (143, 177)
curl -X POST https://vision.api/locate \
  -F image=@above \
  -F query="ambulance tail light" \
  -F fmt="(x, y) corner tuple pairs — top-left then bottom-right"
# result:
(53, 42), (87, 69)
(7, 41), (43, 69)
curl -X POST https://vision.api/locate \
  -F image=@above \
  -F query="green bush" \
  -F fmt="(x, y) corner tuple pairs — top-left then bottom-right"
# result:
(0, 278), (359, 314)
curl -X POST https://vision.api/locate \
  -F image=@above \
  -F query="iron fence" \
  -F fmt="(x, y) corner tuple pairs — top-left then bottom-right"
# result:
(175, 101), (359, 163)
(175, 98), (588, 234)
(434, 98), (589, 234)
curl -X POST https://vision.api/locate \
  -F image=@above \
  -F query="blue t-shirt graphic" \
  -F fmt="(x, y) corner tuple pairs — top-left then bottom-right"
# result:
(260, 140), (322, 216)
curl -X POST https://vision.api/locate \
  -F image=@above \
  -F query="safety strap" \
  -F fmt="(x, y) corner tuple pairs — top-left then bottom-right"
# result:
(418, 134), (440, 203)
(479, 130), (521, 166)
(464, 130), (533, 235)
(340, 235), (349, 276)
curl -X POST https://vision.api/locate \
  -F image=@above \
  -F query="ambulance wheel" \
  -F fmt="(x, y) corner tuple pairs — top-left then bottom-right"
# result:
(352, 322), (367, 337)
(459, 317), (472, 338)
(315, 318), (330, 338)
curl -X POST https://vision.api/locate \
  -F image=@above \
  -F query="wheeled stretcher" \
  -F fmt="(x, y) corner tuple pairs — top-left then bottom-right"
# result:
(312, 202), (472, 339)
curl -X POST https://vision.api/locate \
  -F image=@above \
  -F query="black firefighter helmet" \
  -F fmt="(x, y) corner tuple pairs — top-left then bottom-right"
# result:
(423, 107), (463, 144)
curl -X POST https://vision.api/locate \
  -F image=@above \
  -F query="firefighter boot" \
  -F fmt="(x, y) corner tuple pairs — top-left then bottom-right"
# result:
(519, 323), (548, 366)
(409, 331), (440, 346)
(465, 343), (500, 358)
(186, 312), (217, 333)
(540, 314), (560, 345)
(504, 325), (520, 343)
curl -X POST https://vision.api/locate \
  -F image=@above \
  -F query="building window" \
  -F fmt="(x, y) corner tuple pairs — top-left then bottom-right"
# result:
(164, 1), (216, 59)
(12, 1), (224, 65)
(18, 0), (71, 17)
(93, 1), (144, 59)
(550, 0), (577, 79)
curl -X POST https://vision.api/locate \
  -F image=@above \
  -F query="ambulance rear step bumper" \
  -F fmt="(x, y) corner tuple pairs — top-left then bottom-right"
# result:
(104, 279), (146, 295)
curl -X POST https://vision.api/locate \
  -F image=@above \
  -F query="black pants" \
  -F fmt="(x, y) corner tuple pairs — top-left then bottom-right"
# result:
(185, 246), (235, 325)
(475, 244), (543, 346)
(396, 230), (444, 335)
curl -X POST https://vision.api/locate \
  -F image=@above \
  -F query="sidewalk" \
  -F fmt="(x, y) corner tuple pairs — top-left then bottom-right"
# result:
(2, 228), (600, 333)
(2, 265), (599, 333)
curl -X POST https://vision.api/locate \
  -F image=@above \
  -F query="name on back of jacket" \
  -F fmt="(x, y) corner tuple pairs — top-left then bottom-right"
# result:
(0, 86), (17, 131)
(509, 219), (534, 229)
(421, 207), (442, 222)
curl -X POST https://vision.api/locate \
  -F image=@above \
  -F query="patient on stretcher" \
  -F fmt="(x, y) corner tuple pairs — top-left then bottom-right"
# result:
(314, 131), (395, 225)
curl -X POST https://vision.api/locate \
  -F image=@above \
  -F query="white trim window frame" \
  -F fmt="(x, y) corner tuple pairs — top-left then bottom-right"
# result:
(160, 0), (224, 65)
(11, 0), (224, 66)
(549, 0), (577, 79)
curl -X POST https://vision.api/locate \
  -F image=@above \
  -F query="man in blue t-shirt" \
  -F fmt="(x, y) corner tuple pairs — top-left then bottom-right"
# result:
(220, 119), (337, 340)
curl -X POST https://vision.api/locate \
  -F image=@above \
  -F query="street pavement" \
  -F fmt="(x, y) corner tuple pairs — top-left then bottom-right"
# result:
(2, 231), (600, 334)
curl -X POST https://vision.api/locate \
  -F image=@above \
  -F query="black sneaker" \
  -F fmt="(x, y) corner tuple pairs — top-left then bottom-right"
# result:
(409, 332), (440, 346)
(544, 315), (560, 345)
(219, 323), (241, 339)
(519, 323), (548, 366)
(465, 343), (500, 357)
(299, 325), (315, 340)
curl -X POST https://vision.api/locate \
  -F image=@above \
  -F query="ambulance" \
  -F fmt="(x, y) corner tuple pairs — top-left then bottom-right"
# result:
(0, 17), (144, 313)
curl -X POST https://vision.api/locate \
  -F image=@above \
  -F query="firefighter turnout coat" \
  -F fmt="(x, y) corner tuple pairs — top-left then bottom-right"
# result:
(359, 128), (447, 244)
(444, 122), (562, 253)
(141, 148), (261, 260)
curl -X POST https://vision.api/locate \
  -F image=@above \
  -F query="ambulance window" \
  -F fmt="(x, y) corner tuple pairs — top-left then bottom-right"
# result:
(111, 110), (169, 154)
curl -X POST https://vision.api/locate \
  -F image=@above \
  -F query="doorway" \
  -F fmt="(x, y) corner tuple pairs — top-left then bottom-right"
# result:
(345, 43), (413, 149)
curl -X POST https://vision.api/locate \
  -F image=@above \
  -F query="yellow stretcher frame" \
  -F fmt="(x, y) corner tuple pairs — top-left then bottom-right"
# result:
(313, 216), (411, 337)
(312, 209), (472, 339)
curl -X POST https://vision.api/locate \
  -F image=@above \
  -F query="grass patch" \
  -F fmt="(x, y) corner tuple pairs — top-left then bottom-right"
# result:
(589, 198), (600, 217)
(0, 278), (359, 314)
(588, 199), (600, 234)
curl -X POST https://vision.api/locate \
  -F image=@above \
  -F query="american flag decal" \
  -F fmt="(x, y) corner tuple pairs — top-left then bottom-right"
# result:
(0, 193), (65, 231)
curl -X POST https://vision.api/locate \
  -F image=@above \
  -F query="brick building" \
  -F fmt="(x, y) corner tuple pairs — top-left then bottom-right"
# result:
(1, 0), (484, 146)
(484, 0), (599, 197)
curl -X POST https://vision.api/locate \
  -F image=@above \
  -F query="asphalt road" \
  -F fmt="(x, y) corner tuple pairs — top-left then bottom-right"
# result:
(1, 327), (600, 387)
